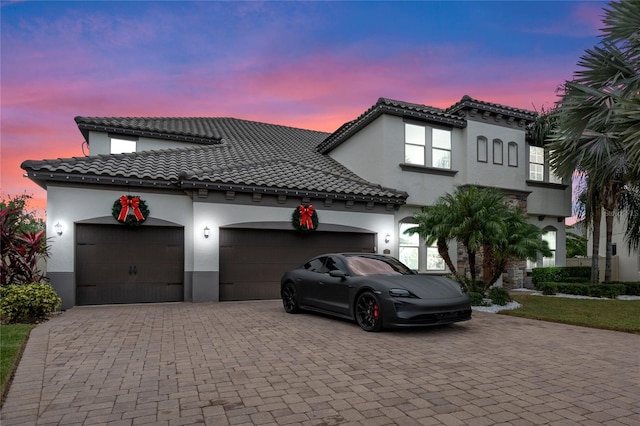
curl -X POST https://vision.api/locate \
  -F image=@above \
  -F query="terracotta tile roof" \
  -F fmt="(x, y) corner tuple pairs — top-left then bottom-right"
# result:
(316, 98), (467, 154)
(22, 117), (407, 204)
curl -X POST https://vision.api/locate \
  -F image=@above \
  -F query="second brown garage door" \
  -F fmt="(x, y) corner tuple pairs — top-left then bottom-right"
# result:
(219, 228), (375, 301)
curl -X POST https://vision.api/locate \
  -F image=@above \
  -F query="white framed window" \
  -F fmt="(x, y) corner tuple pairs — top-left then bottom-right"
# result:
(508, 142), (518, 167)
(399, 222), (419, 270)
(477, 137), (488, 163)
(111, 137), (136, 154)
(426, 242), (445, 271)
(529, 146), (544, 181)
(493, 139), (503, 165)
(432, 128), (451, 169)
(542, 228), (557, 267)
(404, 123), (452, 169)
(405, 123), (426, 165)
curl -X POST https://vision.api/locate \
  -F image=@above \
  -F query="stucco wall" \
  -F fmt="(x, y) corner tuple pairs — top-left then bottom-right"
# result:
(87, 131), (205, 155)
(46, 184), (397, 306)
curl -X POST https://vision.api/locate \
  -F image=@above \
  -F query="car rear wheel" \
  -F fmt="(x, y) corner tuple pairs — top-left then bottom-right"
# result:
(355, 291), (383, 332)
(281, 282), (300, 314)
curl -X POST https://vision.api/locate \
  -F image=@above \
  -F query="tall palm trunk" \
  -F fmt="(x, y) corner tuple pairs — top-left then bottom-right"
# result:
(591, 206), (602, 283)
(604, 210), (614, 283)
(437, 237), (458, 279)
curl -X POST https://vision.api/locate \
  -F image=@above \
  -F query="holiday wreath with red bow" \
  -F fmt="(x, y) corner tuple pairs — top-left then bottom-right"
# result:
(291, 204), (318, 233)
(112, 195), (149, 226)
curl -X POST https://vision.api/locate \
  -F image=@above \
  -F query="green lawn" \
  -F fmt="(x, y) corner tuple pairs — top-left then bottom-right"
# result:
(0, 324), (35, 405)
(501, 294), (640, 334)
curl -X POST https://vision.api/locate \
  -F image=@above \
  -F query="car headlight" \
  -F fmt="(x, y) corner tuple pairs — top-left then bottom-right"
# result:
(389, 288), (415, 298)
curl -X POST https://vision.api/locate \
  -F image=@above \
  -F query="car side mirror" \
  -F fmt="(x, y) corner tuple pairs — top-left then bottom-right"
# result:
(329, 270), (347, 280)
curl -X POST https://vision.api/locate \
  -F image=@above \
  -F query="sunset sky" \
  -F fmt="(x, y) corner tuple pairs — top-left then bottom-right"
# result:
(2, 0), (608, 216)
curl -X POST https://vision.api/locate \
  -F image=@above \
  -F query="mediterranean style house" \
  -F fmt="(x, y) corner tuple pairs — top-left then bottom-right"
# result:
(21, 96), (572, 309)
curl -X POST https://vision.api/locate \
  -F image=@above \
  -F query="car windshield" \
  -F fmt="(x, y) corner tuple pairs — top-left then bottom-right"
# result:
(344, 255), (414, 276)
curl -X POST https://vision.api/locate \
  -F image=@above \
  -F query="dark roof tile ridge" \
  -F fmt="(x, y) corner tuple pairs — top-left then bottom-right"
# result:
(281, 158), (408, 196)
(447, 95), (538, 117)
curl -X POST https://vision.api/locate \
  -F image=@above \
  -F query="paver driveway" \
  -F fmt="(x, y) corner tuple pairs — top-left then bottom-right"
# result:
(1, 301), (638, 426)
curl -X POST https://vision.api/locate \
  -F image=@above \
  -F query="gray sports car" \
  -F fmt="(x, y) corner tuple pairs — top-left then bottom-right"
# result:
(280, 253), (472, 332)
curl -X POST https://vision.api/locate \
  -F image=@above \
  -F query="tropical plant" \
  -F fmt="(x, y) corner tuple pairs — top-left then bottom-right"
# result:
(0, 194), (49, 286)
(481, 208), (551, 289)
(545, 1), (640, 282)
(405, 186), (550, 293)
(566, 230), (588, 258)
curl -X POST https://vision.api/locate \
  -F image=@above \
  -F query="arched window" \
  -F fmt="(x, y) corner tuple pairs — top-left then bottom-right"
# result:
(477, 136), (488, 163)
(508, 142), (518, 167)
(493, 139), (503, 165)
(542, 227), (557, 267)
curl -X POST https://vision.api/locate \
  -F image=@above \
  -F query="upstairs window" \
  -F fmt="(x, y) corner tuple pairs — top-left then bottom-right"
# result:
(548, 150), (563, 184)
(529, 146), (563, 184)
(508, 142), (518, 167)
(432, 129), (451, 169)
(529, 146), (544, 181)
(404, 123), (452, 169)
(493, 139), (503, 165)
(404, 123), (426, 165)
(477, 137), (488, 163)
(111, 137), (136, 154)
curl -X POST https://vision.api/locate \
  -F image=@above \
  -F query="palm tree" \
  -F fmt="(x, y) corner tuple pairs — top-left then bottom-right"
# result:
(404, 203), (460, 280)
(547, 0), (640, 282)
(482, 209), (551, 288)
(405, 186), (549, 292)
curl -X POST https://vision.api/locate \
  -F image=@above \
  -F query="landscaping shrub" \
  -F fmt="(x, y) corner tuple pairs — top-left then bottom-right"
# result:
(468, 292), (486, 306)
(588, 284), (625, 299)
(556, 283), (590, 296)
(534, 282), (626, 299)
(488, 287), (511, 306)
(0, 283), (61, 323)
(611, 282), (640, 296)
(531, 266), (591, 284)
(535, 282), (558, 295)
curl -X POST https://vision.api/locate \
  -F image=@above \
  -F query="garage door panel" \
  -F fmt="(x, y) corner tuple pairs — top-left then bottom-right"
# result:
(220, 228), (375, 301)
(76, 224), (184, 305)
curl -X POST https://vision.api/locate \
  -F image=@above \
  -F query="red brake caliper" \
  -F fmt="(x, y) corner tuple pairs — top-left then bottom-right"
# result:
(373, 303), (379, 319)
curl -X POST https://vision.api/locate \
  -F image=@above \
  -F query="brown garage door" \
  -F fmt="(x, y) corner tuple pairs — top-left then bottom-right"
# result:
(219, 228), (375, 301)
(76, 224), (184, 305)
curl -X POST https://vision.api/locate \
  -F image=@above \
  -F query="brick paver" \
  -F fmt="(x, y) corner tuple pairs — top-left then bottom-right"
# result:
(1, 301), (638, 425)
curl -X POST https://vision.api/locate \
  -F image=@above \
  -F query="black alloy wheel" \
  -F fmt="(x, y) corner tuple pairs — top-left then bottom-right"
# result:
(282, 282), (300, 314)
(355, 291), (383, 332)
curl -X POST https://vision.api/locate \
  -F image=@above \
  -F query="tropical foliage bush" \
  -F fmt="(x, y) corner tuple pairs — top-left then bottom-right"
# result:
(406, 186), (551, 294)
(468, 292), (486, 306)
(1, 194), (49, 287)
(488, 287), (511, 306)
(0, 282), (61, 323)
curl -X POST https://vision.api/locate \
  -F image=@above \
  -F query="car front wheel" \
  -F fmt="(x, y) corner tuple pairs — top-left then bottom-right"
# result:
(281, 282), (300, 314)
(355, 291), (383, 332)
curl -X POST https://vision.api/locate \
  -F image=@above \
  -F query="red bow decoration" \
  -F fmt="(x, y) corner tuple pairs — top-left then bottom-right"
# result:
(118, 195), (145, 222)
(298, 205), (315, 230)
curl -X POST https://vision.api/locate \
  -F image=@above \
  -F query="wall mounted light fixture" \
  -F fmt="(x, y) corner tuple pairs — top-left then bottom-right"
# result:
(203, 226), (210, 238)
(385, 233), (391, 244)
(55, 222), (63, 236)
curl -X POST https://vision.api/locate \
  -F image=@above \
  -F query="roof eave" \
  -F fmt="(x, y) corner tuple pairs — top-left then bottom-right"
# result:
(76, 122), (223, 145)
(317, 103), (466, 154)
(21, 169), (408, 206)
